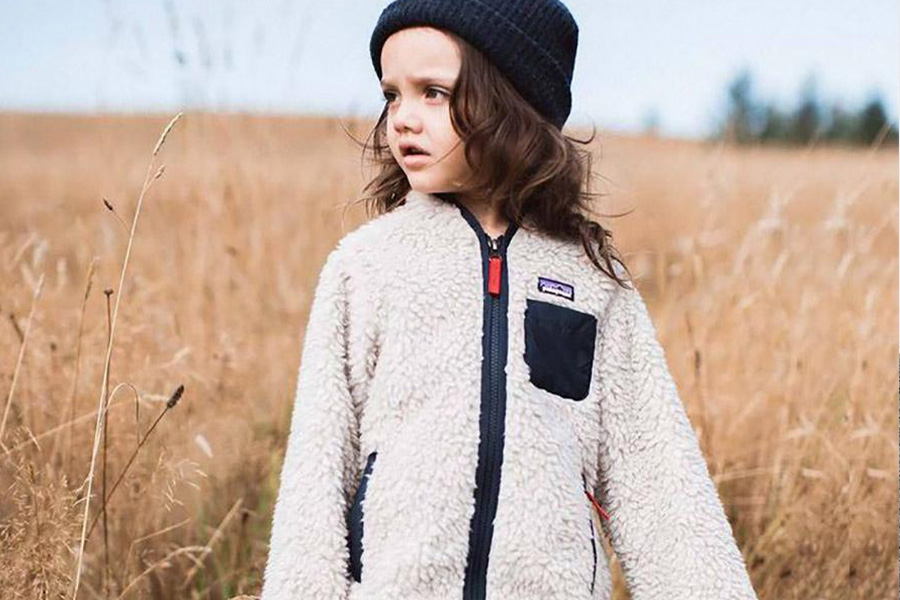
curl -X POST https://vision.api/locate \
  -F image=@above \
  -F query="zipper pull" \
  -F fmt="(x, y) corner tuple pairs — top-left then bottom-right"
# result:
(585, 489), (611, 521)
(487, 236), (502, 297)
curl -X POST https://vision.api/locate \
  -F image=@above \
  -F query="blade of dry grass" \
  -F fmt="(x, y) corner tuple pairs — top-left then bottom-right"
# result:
(180, 497), (244, 591)
(0, 272), (45, 448)
(71, 111), (182, 600)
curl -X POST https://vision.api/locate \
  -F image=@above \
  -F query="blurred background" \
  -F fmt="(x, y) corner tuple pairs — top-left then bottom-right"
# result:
(2, 0), (898, 142)
(0, 1), (897, 599)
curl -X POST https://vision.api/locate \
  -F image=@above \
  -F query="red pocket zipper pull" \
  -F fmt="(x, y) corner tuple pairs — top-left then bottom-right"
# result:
(585, 489), (611, 521)
(487, 236), (502, 296)
(488, 256), (502, 296)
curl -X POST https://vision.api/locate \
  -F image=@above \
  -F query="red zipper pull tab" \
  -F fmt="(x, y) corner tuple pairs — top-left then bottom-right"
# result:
(488, 236), (502, 297)
(585, 489), (611, 521)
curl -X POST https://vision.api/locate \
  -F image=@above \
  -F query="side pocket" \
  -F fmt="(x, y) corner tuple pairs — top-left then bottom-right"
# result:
(583, 472), (597, 595)
(523, 298), (598, 401)
(588, 513), (597, 594)
(347, 450), (377, 582)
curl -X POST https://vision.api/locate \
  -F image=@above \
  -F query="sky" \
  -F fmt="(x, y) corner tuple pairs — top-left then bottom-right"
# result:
(0, 0), (897, 139)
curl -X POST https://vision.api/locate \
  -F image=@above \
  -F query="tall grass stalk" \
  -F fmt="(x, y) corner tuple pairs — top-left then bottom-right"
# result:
(70, 111), (183, 600)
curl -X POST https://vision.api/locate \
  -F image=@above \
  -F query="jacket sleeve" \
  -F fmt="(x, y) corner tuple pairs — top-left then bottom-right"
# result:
(593, 283), (758, 599)
(260, 247), (358, 600)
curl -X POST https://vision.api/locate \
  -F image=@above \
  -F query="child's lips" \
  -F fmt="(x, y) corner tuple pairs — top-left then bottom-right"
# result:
(402, 153), (431, 168)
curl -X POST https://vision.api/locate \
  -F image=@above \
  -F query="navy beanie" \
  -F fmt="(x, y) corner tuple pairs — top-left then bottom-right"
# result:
(370, 0), (579, 130)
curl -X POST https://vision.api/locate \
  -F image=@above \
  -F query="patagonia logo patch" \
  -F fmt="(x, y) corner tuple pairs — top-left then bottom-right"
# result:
(537, 276), (575, 301)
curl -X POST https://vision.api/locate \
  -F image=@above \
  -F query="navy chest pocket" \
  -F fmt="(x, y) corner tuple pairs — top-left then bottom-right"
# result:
(523, 298), (598, 401)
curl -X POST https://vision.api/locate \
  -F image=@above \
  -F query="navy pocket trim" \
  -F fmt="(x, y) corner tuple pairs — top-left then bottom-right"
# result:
(347, 450), (377, 582)
(583, 472), (598, 594)
(588, 510), (597, 594)
(523, 298), (597, 401)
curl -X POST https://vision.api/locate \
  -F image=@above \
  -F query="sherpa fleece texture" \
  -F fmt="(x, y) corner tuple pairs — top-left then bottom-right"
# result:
(260, 190), (759, 600)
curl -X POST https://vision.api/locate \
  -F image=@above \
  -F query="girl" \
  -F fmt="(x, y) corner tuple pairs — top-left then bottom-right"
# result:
(261, 1), (759, 599)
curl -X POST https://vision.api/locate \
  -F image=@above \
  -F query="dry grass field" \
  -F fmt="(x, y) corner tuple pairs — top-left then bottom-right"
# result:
(0, 111), (896, 599)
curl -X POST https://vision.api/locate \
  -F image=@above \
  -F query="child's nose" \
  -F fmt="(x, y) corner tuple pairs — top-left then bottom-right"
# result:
(392, 101), (423, 132)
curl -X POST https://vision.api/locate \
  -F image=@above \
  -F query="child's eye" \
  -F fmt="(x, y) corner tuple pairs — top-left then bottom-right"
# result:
(425, 87), (448, 99)
(381, 88), (448, 104)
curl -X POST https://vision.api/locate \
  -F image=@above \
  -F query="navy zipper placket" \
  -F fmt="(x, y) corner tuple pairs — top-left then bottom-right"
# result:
(454, 201), (517, 600)
(479, 234), (502, 593)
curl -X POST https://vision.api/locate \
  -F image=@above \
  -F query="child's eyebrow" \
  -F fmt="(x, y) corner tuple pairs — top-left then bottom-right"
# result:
(380, 74), (455, 88)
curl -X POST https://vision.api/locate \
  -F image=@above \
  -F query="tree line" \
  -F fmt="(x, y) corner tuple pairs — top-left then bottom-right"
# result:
(716, 68), (898, 148)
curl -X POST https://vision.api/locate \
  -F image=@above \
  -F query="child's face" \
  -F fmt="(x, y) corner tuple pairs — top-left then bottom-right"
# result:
(380, 27), (474, 196)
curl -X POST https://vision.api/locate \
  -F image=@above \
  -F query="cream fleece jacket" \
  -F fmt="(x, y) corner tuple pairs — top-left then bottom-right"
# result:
(260, 190), (759, 600)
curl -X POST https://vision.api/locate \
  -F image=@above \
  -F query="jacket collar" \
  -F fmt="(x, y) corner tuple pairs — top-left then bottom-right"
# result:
(403, 190), (520, 246)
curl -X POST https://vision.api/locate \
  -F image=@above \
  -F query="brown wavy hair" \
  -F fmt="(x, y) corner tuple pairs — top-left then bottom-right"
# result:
(343, 28), (633, 290)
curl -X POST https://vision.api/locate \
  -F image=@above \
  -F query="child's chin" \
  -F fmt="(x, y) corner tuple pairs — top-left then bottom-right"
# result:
(406, 178), (448, 195)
